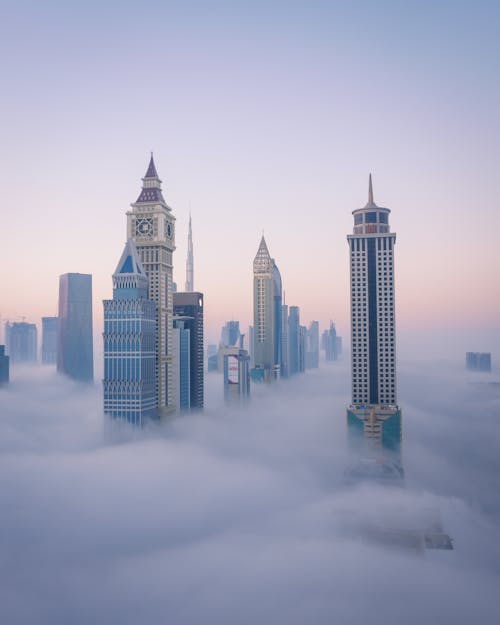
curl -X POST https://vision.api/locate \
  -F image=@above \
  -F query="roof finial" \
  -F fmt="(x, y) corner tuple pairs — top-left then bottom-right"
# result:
(368, 173), (374, 205)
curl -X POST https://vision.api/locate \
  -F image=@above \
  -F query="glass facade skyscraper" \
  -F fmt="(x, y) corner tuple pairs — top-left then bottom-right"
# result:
(288, 306), (300, 375)
(0, 345), (9, 384)
(346, 176), (401, 454)
(5, 322), (37, 364)
(42, 317), (58, 364)
(57, 273), (93, 382)
(103, 240), (157, 425)
(173, 317), (191, 412)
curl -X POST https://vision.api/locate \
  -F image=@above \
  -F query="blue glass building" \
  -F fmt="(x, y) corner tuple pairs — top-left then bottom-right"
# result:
(57, 273), (93, 382)
(42, 317), (58, 364)
(5, 322), (37, 363)
(0, 345), (9, 385)
(272, 260), (282, 379)
(288, 306), (300, 375)
(173, 316), (191, 412)
(103, 240), (157, 425)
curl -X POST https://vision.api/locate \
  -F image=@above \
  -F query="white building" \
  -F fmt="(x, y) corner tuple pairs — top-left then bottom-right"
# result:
(127, 155), (176, 416)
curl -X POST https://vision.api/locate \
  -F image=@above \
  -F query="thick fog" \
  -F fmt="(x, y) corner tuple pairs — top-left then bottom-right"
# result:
(0, 359), (499, 625)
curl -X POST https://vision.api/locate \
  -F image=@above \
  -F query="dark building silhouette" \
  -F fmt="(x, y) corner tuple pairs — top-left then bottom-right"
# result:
(0, 345), (9, 385)
(173, 292), (204, 409)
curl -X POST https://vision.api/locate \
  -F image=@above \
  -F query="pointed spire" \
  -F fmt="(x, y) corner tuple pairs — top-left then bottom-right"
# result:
(364, 173), (377, 208)
(112, 239), (148, 296)
(254, 235), (272, 274)
(144, 152), (159, 179)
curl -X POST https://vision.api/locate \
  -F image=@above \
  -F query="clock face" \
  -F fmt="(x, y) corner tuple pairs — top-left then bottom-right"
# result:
(135, 218), (153, 237)
(166, 222), (172, 238)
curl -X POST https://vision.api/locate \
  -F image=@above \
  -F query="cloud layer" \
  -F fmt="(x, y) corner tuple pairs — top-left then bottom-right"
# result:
(0, 361), (499, 625)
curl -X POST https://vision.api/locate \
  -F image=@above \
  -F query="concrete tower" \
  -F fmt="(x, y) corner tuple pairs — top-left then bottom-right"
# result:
(185, 213), (194, 292)
(252, 236), (275, 382)
(127, 155), (176, 416)
(346, 175), (401, 453)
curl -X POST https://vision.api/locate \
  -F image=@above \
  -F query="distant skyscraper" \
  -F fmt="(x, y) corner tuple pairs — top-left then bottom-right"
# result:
(173, 292), (204, 409)
(185, 213), (194, 292)
(252, 236), (276, 382)
(281, 303), (289, 378)
(103, 240), (157, 424)
(346, 176), (401, 453)
(306, 321), (319, 369)
(466, 352), (492, 372)
(5, 322), (37, 364)
(324, 321), (341, 361)
(248, 325), (254, 366)
(57, 273), (93, 382)
(41, 317), (58, 364)
(127, 154), (176, 416)
(272, 259), (282, 380)
(223, 348), (250, 403)
(0, 345), (9, 384)
(288, 306), (300, 375)
(207, 344), (218, 372)
(221, 320), (240, 347)
(299, 325), (306, 373)
(173, 317), (191, 411)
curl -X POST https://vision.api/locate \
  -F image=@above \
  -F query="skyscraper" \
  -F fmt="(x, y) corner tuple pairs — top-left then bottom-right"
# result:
(173, 317), (191, 412)
(220, 320), (240, 347)
(0, 345), (9, 384)
(103, 240), (157, 424)
(280, 303), (289, 378)
(466, 352), (492, 372)
(57, 273), (93, 382)
(299, 325), (306, 373)
(173, 292), (204, 409)
(346, 176), (401, 453)
(127, 155), (176, 416)
(272, 259), (282, 379)
(41, 317), (58, 364)
(324, 321), (341, 361)
(306, 321), (319, 369)
(223, 348), (250, 403)
(288, 306), (300, 375)
(252, 236), (276, 382)
(5, 322), (37, 364)
(185, 213), (194, 292)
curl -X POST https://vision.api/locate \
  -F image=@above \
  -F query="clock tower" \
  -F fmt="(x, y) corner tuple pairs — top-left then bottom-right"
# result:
(127, 154), (176, 416)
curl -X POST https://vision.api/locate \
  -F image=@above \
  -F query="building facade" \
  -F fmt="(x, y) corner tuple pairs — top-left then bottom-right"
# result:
(185, 214), (194, 292)
(57, 273), (93, 382)
(346, 175), (401, 453)
(306, 321), (319, 369)
(103, 240), (157, 424)
(173, 292), (204, 409)
(252, 236), (275, 382)
(5, 322), (37, 364)
(288, 306), (300, 375)
(466, 352), (491, 372)
(127, 155), (176, 416)
(280, 303), (289, 378)
(173, 317), (191, 411)
(42, 317), (58, 364)
(272, 260), (282, 379)
(223, 348), (250, 403)
(0, 345), (9, 384)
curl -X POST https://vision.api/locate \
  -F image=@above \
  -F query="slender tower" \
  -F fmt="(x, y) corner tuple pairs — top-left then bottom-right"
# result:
(185, 213), (194, 292)
(127, 155), (176, 416)
(346, 175), (402, 453)
(252, 236), (275, 382)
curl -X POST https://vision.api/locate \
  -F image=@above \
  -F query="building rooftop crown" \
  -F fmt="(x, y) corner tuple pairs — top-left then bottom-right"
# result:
(253, 235), (273, 273)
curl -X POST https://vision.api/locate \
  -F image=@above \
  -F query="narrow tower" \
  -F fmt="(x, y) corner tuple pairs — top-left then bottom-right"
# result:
(346, 176), (402, 453)
(185, 213), (194, 292)
(252, 236), (275, 382)
(127, 155), (176, 416)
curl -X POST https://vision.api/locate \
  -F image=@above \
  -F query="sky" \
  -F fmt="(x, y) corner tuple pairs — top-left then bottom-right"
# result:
(1, 359), (500, 624)
(1, 0), (500, 354)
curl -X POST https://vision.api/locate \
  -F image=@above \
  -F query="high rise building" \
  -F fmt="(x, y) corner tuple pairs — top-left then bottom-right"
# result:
(5, 322), (37, 364)
(173, 317), (191, 411)
(299, 325), (306, 373)
(57, 273), (93, 382)
(306, 321), (319, 369)
(252, 236), (278, 382)
(466, 352), (492, 372)
(223, 348), (250, 403)
(248, 325), (254, 366)
(103, 240), (157, 424)
(324, 321), (341, 361)
(185, 213), (194, 292)
(207, 344), (218, 372)
(41, 317), (58, 364)
(173, 292), (204, 409)
(272, 260), (282, 380)
(220, 320), (240, 347)
(127, 155), (176, 416)
(346, 175), (401, 453)
(0, 345), (9, 385)
(281, 303), (289, 378)
(288, 306), (300, 375)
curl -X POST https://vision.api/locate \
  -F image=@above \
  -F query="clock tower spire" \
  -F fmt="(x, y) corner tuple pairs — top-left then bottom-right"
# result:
(126, 155), (176, 416)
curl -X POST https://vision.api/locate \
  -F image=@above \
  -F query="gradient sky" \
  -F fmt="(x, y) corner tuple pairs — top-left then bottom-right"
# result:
(1, 0), (499, 355)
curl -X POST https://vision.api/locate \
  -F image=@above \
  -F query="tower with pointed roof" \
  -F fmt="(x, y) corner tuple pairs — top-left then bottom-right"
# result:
(127, 155), (176, 416)
(252, 236), (280, 381)
(103, 239), (157, 425)
(346, 175), (402, 455)
(185, 213), (194, 292)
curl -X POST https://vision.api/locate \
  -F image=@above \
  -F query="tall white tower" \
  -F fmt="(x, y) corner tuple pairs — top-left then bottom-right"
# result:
(185, 213), (194, 292)
(252, 236), (275, 382)
(127, 155), (176, 416)
(346, 175), (401, 453)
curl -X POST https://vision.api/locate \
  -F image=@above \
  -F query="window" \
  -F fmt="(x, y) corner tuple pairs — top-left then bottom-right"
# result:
(366, 212), (377, 223)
